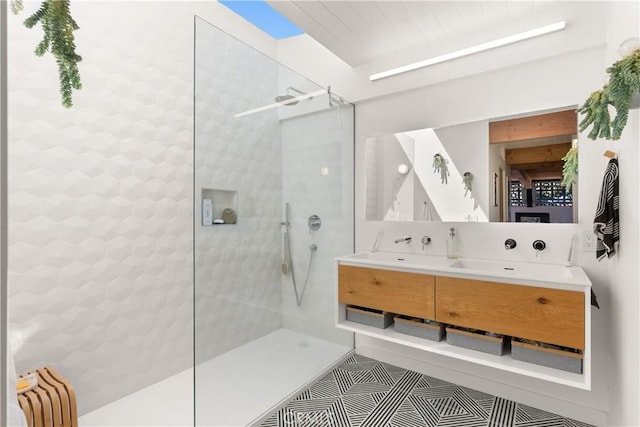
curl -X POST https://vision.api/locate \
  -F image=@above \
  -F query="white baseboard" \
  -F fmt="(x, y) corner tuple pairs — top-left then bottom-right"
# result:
(356, 335), (607, 427)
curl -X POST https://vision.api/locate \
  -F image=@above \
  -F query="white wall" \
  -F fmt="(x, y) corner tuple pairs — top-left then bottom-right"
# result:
(595, 3), (640, 425)
(280, 106), (354, 347)
(6, 0), (279, 415)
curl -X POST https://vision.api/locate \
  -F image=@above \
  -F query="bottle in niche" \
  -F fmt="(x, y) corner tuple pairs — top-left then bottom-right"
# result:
(447, 227), (460, 259)
(202, 199), (213, 226)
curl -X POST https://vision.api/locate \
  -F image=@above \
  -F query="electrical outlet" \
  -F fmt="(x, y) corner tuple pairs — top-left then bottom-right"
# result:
(583, 232), (596, 251)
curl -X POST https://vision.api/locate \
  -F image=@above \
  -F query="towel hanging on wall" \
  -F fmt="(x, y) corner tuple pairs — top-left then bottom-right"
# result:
(593, 158), (619, 260)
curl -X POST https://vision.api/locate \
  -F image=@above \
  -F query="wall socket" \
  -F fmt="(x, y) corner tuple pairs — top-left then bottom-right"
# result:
(583, 232), (596, 251)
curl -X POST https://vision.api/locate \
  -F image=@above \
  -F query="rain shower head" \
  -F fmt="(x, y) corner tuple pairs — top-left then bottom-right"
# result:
(275, 87), (311, 106)
(235, 88), (326, 117)
(275, 94), (299, 106)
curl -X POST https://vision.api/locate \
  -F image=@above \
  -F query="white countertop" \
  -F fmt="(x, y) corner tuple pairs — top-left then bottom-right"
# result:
(335, 251), (592, 291)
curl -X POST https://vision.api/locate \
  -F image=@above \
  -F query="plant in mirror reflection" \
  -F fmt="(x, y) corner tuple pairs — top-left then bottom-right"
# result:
(562, 147), (578, 194)
(463, 172), (473, 197)
(11, 0), (83, 108)
(432, 153), (449, 184)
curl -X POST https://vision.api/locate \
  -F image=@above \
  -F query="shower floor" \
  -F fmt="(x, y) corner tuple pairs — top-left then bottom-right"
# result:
(78, 328), (352, 427)
(197, 329), (352, 426)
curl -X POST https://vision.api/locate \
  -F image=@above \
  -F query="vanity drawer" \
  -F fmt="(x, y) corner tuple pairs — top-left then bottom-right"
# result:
(338, 265), (435, 319)
(435, 277), (584, 350)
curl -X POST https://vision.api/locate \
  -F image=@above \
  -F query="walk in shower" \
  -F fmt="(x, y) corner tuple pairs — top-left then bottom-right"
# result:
(194, 17), (355, 426)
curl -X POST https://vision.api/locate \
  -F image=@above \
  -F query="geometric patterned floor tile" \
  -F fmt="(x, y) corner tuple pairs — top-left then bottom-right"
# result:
(259, 354), (595, 427)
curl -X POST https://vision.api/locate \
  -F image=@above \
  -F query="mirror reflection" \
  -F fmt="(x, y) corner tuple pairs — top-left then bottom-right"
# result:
(365, 108), (578, 223)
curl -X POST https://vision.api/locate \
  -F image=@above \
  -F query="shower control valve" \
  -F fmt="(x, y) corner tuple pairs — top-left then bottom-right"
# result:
(308, 214), (321, 232)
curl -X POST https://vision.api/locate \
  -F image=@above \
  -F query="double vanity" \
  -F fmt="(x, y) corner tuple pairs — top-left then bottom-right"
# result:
(335, 251), (592, 389)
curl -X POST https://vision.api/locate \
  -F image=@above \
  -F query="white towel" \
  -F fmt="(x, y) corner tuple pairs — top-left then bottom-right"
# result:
(593, 158), (619, 260)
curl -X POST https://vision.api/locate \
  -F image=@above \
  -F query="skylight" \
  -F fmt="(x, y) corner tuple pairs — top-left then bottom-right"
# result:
(219, 1), (304, 40)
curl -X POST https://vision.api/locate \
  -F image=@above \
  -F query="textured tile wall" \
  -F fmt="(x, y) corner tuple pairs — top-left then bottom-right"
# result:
(194, 18), (283, 364)
(7, 2), (195, 414)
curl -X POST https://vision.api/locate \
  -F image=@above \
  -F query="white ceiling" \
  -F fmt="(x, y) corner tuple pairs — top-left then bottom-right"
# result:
(268, 1), (584, 67)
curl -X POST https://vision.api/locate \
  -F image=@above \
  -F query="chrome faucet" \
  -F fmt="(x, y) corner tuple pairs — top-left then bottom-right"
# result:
(421, 236), (432, 249)
(504, 238), (517, 250)
(394, 236), (411, 244)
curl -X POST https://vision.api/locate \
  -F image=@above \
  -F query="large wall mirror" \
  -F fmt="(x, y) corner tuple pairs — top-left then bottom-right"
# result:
(365, 108), (578, 223)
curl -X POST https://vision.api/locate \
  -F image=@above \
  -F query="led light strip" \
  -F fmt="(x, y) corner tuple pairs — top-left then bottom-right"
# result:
(235, 89), (327, 118)
(370, 21), (566, 81)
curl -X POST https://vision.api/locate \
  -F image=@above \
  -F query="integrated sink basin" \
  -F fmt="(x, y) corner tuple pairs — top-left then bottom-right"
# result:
(342, 251), (453, 267)
(449, 259), (574, 279)
(336, 251), (591, 288)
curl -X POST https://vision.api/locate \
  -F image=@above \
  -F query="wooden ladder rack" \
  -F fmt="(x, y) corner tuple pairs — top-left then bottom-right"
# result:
(17, 366), (78, 427)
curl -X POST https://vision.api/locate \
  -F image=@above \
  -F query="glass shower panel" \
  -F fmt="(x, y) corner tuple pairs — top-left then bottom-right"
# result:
(194, 17), (354, 427)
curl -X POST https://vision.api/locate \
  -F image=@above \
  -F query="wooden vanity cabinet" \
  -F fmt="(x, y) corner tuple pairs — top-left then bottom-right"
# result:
(435, 276), (585, 350)
(338, 265), (435, 319)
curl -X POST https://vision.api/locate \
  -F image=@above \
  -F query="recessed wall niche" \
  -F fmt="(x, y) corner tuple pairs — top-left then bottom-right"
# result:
(201, 188), (238, 225)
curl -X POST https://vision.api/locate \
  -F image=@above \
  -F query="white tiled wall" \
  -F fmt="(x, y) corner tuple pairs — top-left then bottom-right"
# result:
(7, 1), (195, 414)
(194, 18), (283, 363)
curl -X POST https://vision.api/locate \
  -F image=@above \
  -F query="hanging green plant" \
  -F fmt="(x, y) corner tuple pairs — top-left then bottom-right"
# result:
(561, 146), (578, 194)
(11, 0), (83, 108)
(578, 44), (640, 140)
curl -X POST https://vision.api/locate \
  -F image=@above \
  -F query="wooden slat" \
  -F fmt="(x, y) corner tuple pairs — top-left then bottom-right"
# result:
(339, 265), (435, 319)
(510, 160), (565, 185)
(505, 143), (571, 165)
(17, 394), (33, 427)
(510, 160), (564, 172)
(24, 391), (43, 427)
(32, 387), (52, 427)
(435, 276), (584, 349)
(489, 110), (577, 144)
(36, 368), (65, 427)
(44, 366), (78, 427)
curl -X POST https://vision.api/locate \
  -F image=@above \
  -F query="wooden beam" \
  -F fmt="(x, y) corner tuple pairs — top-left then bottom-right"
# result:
(526, 171), (563, 181)
(510, 160), (564, 173)
(505, 143), (571, 165)
(510, 169), (532, 187)
(490, 110), (577, 144)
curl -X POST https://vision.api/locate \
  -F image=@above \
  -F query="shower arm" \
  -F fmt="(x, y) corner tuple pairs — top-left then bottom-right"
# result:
(327, 86), (344, 107)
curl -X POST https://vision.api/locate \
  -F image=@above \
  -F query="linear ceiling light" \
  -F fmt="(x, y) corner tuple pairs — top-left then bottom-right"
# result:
(370, 21), (566, 81)
(234, 89), (327, 118)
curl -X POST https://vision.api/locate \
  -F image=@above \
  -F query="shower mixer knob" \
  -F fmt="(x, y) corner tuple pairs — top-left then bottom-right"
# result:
(308, 214), (321, 232)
